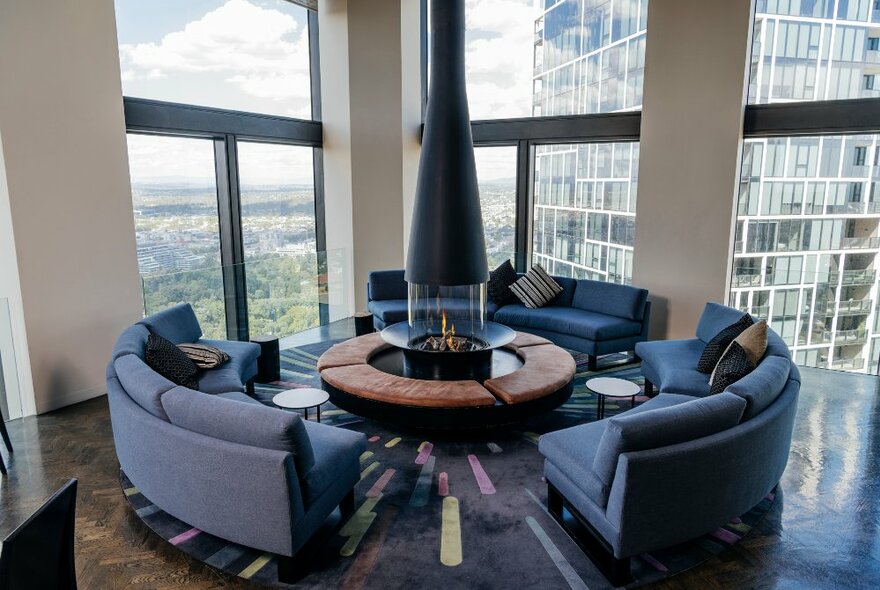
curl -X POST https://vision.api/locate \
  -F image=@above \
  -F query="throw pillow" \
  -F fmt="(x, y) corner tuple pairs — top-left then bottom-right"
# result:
(732, 320), (768, 366)
(487, 260), (519, 306)
(709, 341), (755, 394)
(177, 342), (230, 369)
(697, 314), (754, 373)
(145, 333), (199, 390)
(509, 264), (563, 309)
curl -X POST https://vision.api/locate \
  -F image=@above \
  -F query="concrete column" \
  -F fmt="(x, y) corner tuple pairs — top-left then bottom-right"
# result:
(0, 0), (143, 413)
(319, 0), (421, 311)
(632, 0), (755, 339)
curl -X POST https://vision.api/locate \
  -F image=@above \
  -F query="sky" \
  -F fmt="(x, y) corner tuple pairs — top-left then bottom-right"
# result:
(117, 0), (537, 184)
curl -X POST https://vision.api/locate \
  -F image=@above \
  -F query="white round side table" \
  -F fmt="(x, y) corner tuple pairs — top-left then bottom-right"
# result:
(586, 377), (641, 420)
(272, 388), (330, 422)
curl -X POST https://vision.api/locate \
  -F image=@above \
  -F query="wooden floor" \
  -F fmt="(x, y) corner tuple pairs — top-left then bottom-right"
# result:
(1, 359), (878, 588)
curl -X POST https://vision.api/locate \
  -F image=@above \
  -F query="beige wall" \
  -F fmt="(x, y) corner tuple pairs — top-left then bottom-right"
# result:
(0, 0), (142, 413)
(320, 0), (421, 310)
(632, 0), (754, 339)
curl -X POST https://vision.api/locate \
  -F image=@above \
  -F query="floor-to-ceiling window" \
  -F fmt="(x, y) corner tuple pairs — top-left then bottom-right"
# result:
(115, 0), (324, 340)
(450, 0), (647, 282)
(729, 0), (880, 373)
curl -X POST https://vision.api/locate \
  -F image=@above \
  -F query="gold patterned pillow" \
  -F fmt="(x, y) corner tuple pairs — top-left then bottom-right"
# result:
(177, 343), (230, 369)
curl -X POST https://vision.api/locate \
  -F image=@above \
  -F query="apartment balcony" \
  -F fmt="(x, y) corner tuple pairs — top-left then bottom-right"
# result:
(868, 50), (880, 65)
(812, 330), (833, 345)
(841, 236), (880, 250)
(830, 357), (866, 371)
(835, 328), (869, 344)
(732, 274), (761, 287)
(752, 304), (769, 318)
(833, 299), (874, 316)
(734, 240), (744, 254)
(829, 269), (877, 286)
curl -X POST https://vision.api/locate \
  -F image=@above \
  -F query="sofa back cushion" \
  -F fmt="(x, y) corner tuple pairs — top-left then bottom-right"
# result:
(162, 387), (316, 476)
(368, 270), (407, 301)
(695, 302), (754, 343)
(138, 303), (202, 345)
(724, 354), (791, 421)
(593, 392), (746, 488)
(114, 353), (176, 420)
(571, 279), (649, 321)
(112, 324), (150, 361)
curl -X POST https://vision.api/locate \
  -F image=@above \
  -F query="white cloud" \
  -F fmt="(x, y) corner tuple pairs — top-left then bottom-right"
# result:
(119, 0), (311, 117)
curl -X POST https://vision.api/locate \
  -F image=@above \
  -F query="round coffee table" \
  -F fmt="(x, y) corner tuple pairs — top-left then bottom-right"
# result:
(586, 377), (640, 420)
(273, 388), (330, 422)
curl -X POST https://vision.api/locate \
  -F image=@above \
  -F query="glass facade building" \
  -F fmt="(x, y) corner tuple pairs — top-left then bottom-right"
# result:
(531, 0), (647, 283)
(730, 1), (880, 373)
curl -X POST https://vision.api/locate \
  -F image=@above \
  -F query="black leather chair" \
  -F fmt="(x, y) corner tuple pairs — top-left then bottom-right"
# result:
(0, 479), (78, 590)
(0, 407), (11, 476)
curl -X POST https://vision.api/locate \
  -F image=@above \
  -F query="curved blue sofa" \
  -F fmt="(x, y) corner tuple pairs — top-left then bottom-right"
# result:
(538, 302), (799, 585)
(367, 270), (651, 369)
(107, 305), (367, 582)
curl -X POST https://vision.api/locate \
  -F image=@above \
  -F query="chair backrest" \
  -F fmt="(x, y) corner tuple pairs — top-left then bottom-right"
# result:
(0, 479), (78, 590)
(137, 303), (202, 345)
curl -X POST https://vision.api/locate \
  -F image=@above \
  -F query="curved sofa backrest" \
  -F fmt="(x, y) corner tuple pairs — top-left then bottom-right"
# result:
(114, 353), (176, 421)
(695, 302), (751, 343)
(607, 378), (799, 557)
(725, 354), (791, 421)
(106, 375), (304, 556)
(137, 303), (202, 345)
(112, 324), (150, 361)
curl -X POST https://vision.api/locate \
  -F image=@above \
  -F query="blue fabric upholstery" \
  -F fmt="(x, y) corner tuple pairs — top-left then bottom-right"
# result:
(368, 270), (407, 301)
(199, 338), (260, 380)
(592, 392), (746, 490)
(725, 355), (791, 421)
(635, 338), (704, 380)
(695, 302), (751, 343)
(619, 392), (699, 415)
(659, 369), (711, 397)
(114, 354), (175, 420)
(515, 273), (577, 307)
(162, 387), (317, 477)
(137, 303), (202, 345)
(368, 299), (409, 326)
(539, 420), (610, 507)
(572, 280), (649, 321)
(494, 305), (641, 341)
(300, 420), (367, 506)
(197, 367), (247, 395)
(112, 324), (150, 361)
(217, 391), (262, 405)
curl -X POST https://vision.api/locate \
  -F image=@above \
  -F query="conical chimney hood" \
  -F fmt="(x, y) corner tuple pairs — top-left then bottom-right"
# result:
(405, 0), (488, 286)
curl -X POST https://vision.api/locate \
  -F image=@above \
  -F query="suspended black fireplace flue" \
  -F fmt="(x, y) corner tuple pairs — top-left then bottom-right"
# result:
(380, 0), (514, 380)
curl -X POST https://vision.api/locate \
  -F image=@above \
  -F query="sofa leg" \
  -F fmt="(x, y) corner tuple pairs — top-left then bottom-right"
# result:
(547, 482), (564, 521)
(277, 552), (310, 584)
(644, 379), (655, 398)
(340, 489), (355, 519)
(588, 355), (598, 372)
(246, 379), (255, 395)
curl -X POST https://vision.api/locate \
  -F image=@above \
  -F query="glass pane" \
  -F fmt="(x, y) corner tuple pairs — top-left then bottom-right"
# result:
(531, 142), (639, 284)
(474, 146), (517, 268)
(0, 298), (23, 421)
(750, 1), (880, 103)
(126, 134), (227, 338)
(115, 0), (312, 119)
(730, 134), (880, 373)
(463, 0), (648, 119)
(237, 141), (320, 336)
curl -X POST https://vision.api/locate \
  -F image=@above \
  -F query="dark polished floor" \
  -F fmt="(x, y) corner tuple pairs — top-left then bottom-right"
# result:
(1, 339), (879, 588)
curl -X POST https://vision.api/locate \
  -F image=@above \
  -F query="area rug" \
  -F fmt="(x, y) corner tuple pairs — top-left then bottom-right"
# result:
(120, 340), (775, 589)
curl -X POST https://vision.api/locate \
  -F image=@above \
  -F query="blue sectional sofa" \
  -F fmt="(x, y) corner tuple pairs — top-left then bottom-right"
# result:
(367, 270), (650, 369)
(107, 306), (367, 583)
(538, 302), (800, 585)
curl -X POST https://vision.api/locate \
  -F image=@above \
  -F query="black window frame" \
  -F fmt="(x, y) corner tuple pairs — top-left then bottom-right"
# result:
(122, 8), (325, 341)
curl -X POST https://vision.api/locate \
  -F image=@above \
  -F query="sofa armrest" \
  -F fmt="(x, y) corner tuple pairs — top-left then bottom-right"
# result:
(640, 300), (652, 338)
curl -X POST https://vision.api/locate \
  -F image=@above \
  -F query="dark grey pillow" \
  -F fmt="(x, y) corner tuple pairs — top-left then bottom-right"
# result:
(177, 342), (230, 369)
(145, 333), (199, 390)
(697, 314), (754, 373)
(709, 342), (755, 394)
(487, 260), (519, 305)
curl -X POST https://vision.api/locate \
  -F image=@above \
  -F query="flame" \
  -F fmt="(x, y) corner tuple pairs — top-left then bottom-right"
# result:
(441, 310), (457, 350)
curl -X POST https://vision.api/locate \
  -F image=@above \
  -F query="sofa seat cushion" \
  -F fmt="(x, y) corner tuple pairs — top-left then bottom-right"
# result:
(368, 299), (409, 325)
(317, 333), (390, 371)
(539, 420), (610, 507)
(634, 338), (705, 382)
(114, 354), (176, 420)
(199, 339), (261, 376)
(494, 305), (641, 341)
(162, 387), (317, 477)
(197, 367), (246, 394)
(505, 332), (553, 352)
(658, 368), (711, 397)
(725, 354), (791, 421)
(300, 421), (367, 506)
(484, 344), (575, 404)
(593, 392), (747, 489)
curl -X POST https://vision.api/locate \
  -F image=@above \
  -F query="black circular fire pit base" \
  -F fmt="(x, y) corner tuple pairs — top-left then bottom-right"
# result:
(369, 346), (523, 382)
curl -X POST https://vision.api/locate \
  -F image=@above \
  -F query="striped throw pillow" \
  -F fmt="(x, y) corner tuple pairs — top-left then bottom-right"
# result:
(177, 343), (230, 369)
(509, 265), (563, 309)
